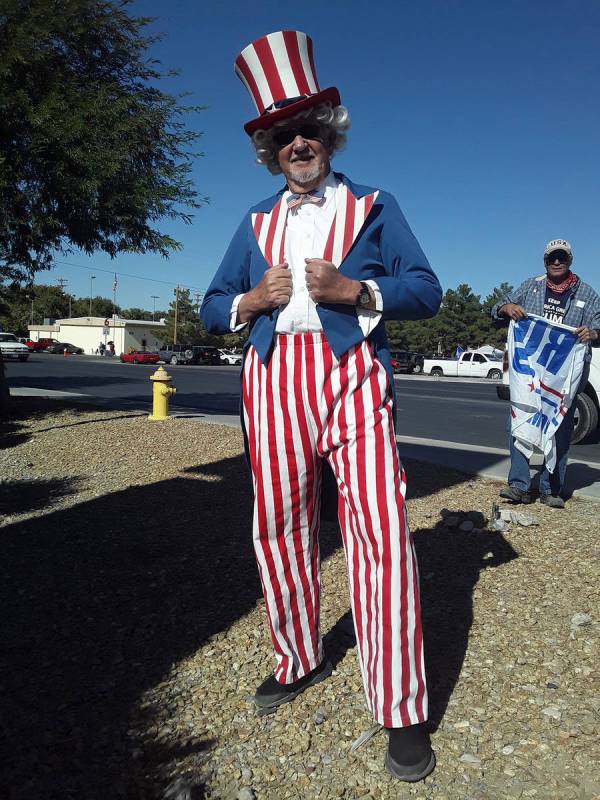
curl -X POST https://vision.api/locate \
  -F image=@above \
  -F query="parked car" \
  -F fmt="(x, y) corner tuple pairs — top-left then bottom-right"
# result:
(219, 348), (243, 366)
(25, 337), (60, 351)
(0, 333), (30, 361)
(423, 351), (503, 379)
(45, 342), (84, 354)
(159, 344), (192, 365)
(497, 348), (599, 444)
(195, 346), (222, 365)
(120, 350), (161, 364)
(159, 344), (222, 366)
(390, 350), (424, 374)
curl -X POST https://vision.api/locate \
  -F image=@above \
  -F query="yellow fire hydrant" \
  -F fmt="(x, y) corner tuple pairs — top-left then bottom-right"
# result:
(148, 366), (176, 421)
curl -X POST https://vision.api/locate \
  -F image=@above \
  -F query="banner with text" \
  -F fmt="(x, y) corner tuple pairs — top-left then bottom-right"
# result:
(508, 314), (586, 472)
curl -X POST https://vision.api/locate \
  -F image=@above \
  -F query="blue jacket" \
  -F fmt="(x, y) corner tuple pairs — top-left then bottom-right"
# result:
(201, 173), (442, 398)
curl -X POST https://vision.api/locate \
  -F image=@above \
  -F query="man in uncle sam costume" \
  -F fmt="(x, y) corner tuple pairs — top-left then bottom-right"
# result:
(492, 239), (600, 508)
(201, 31), (442, 781)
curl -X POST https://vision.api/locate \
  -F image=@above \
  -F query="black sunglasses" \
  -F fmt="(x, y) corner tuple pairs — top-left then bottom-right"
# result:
(272, 124), (323, 148)
(545, 251), (570, 264)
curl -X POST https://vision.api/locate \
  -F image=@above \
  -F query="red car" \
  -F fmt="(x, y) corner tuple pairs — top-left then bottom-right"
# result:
(26, 337), (60, 351)
(119, 351), (161, 364)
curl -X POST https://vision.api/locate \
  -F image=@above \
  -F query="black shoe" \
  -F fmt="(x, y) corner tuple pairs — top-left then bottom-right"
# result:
(540, 494), (565, 509)
(499, 486), (532, 504)
(254, 659), (333, 714)
(385, 723), (436, 782)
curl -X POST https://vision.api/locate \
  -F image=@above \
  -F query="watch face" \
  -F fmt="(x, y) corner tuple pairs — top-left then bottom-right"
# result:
(359, 287), (370, 306)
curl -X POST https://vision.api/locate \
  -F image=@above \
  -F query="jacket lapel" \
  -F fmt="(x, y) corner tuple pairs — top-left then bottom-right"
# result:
(322, 184), (379, 267)
(251, 197), (288, 267)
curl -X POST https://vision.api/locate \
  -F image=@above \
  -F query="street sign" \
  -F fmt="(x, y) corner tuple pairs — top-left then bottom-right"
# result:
(102, 327), (110, 335)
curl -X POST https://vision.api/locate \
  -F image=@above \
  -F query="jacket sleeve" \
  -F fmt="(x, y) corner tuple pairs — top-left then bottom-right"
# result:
(200, 216), (252, 334)
(491, 279), (532, 324)
(589, 291), (600, 348)
(372, 194), (442, 321)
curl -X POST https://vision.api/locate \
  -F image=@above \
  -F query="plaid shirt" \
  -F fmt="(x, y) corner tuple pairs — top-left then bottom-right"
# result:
(492, 275), (600, 360)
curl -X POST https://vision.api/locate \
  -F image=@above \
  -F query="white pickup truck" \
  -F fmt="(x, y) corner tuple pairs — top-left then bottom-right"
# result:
(0, 333), (30, 361)
(497, 348), (600, 444)
(423, 351), (503, 379)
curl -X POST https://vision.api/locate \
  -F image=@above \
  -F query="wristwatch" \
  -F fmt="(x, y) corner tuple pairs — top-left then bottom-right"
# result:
(356, 281), (371, 308)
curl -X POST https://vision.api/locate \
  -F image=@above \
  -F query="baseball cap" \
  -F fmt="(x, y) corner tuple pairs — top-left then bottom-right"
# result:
(544, 239), (572, 258)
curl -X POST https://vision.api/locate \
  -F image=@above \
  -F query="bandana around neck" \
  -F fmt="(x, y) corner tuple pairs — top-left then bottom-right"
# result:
(546, 271), (578, 294)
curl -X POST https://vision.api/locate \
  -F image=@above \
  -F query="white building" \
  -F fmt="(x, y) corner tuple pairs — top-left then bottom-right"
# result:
(28, 316), (167, 355)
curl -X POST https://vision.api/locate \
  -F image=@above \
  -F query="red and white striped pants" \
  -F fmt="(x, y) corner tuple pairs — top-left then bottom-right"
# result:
(242, 333), (427, 727)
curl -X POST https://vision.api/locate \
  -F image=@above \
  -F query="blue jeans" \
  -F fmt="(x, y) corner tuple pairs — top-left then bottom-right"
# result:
(507, 398), (577, 497)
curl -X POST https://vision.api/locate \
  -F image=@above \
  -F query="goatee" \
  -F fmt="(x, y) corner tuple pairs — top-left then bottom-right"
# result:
(289, 164), (322, 186)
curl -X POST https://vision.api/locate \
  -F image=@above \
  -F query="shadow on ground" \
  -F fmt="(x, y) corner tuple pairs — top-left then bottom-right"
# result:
(1, 437), (517, 797)
(0, 477), (83, 517)
(414, 522), (518, 730)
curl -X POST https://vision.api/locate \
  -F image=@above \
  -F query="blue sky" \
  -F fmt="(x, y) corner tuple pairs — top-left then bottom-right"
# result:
(50, 0), (600, 311)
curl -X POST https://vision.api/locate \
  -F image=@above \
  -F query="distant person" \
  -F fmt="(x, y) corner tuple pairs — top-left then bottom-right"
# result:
(99, 342), (106, 356)
(492, 239), (600, 507)
(201, 30), (441, 782)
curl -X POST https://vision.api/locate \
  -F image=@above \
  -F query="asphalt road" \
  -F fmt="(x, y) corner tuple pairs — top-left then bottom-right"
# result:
(6, 354), (600, 466)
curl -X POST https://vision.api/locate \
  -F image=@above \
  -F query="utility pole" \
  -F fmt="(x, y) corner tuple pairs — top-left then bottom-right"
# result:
(89, 275), (96, 316)
(173, 285), (179, 344)
(112, 274), (118, 319)
(151, 295), (159, 322)
(57, 278), (69, 319)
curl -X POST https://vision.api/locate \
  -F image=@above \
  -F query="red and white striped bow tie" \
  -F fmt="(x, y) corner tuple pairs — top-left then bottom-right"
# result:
(286, 191), (325, 214)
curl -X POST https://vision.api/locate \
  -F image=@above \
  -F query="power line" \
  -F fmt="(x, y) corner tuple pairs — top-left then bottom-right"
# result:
(51, 259), (207, 295)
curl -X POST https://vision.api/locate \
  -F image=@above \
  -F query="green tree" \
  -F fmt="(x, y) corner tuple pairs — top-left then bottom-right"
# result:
(120, 307), (159, 321)
(436, 284), (483, 352)
(161, 288), (246, 346)
(164, 288), (199, 344)
(386, 283), (515, 356)
(70, 296), (118, 319)
(386, 318), (441, 354)
(0, 282), (74, 334)
(478, 283), (514, 349)
(0, 0), (204, 414)
(0, 0), (204, 281)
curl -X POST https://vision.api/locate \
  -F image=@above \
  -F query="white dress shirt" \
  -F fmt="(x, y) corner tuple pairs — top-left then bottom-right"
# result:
(230, 172), (382, 334)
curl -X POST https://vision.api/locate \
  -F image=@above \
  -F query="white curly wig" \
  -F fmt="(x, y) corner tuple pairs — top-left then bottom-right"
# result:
(251, 104), (350, 174)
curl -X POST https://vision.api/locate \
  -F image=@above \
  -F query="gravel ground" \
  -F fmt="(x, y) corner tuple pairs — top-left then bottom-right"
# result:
(1, 399), (598, 800)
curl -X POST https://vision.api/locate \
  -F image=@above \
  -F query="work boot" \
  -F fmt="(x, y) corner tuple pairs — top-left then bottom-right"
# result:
(385, 723), (436, 782)
(540, 494), (565, 509)
(499, 486), (532, 504)
(254, 659), (333, 714)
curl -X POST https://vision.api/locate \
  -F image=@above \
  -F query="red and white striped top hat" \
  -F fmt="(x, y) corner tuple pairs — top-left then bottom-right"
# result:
(235, 31), (341, 136)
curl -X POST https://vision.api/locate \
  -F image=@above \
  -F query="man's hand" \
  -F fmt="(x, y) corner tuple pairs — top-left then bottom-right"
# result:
(574, 326), (599, 344)
(305, 259), (359, 305)
(499, 303), (528, 321)
(237, 263), (292, 323)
